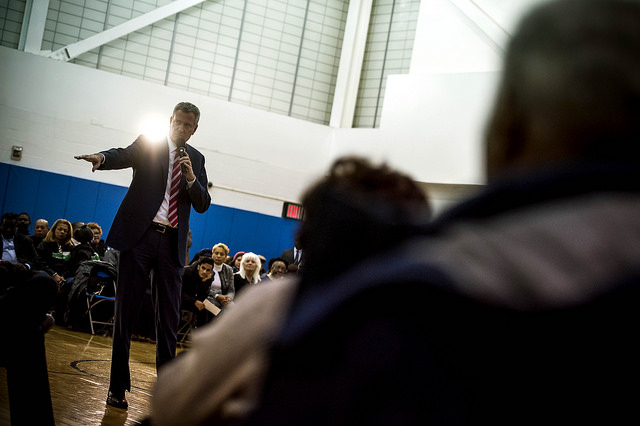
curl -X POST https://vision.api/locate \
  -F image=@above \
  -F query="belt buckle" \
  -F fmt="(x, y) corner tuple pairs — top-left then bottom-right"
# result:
(155, 222), (167, 234)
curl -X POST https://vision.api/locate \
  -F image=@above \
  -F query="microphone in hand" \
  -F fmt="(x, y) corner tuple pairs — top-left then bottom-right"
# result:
(176, 138), (187, 173)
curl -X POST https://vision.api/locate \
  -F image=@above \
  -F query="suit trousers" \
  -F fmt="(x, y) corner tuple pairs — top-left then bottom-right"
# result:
(109, 226), (183, 394)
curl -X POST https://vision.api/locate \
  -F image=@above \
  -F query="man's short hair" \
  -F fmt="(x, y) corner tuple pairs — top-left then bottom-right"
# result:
(198, 256), (214, 267)
(173, 102), (201, 124)
(1, 212), (18, 223)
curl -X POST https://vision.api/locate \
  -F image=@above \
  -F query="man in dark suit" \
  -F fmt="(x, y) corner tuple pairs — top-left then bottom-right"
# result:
(280, 236), (303, 274)
(76, 101), (211, 409)
(1, 212), (39, 271)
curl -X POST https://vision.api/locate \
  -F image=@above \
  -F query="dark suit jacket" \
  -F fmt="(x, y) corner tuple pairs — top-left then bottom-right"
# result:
(100, 135), (211, 266)
(0, 232), (38, 270)
(281, 247), (302, 266)
(280, 248), (293, 265)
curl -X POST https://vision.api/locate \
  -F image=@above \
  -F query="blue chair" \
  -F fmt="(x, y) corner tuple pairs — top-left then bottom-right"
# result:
(86, 268), (116, 335)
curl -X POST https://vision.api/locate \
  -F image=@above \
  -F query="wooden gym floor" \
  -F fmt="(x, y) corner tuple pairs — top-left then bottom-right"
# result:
(0, 325), (187, 425)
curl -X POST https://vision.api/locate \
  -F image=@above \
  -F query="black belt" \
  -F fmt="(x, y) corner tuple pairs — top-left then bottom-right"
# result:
(151, 222), (178, 234)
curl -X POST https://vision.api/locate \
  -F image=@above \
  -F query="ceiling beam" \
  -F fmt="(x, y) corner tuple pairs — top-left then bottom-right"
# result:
(48, 0), (207, 61)
(446, 0), (510, 55)
(19, 0), (50, 54)
(329, 0), (373, 129)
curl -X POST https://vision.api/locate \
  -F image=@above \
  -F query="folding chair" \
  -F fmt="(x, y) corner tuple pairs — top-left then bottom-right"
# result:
(177, 309), (196, 344)
(86, 267), (117, 335)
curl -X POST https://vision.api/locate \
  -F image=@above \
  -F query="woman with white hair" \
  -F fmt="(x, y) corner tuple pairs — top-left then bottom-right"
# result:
(233, 252), (262, 297)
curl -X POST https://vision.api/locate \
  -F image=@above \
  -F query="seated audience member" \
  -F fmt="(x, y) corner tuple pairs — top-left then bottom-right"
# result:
(86, 222), (107, 258)
(36, 218), (74, 283)
(280, 237), (303, 274)
(294, 156), (430, 291)
(36, 218), (75, 322)
(69, 226), (99, 274)
(230, 251), (244, 273)
(261, 257), (288, 282)
(181, 256), (214, 327)
(232, 252), (261, 296)
(258, 254), (267, 276)
(156, 1), (640, 424)
(1, 212), (57, 425)
(59, 226), (99, 327)
(30, 218), (49, 248)
(1, 212), (39, 272)
(150, 156), (430, 425)
(70, 221), (85, 246)
(206, 243), (235, 314)
(16, 212), (31, 235)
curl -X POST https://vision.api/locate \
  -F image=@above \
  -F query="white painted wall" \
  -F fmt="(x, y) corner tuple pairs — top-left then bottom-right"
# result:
(0, 46), (333, 217)
(0, 0), (545, 217)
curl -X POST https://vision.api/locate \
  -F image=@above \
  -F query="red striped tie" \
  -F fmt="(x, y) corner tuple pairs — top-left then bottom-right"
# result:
(168, 153), (182, 227)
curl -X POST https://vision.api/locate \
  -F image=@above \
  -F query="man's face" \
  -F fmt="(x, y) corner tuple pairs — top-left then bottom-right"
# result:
(197, 263), (213, 280)
(17, 214), (30, 231)
(0, 219), (17, 239)
(212, 248), (227, 266)
(169, 110), (198, 144)
(34, 220), (49, 238)
(270, 261), (287, 278)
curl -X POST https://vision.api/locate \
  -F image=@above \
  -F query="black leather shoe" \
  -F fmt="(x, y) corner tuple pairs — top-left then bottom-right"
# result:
(106, 391), (128, 409)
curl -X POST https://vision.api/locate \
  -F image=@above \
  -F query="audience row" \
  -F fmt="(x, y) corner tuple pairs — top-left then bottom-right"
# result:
(2, 210), (300, 331)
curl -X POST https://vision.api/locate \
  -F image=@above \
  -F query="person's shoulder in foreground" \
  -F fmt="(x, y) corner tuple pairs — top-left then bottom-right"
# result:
(151, 277), (298, 425)
(248, 1), (640, 424)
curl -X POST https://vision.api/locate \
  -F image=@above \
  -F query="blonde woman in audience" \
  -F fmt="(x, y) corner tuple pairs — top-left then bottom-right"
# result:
(233, 252), (261, 296)
(207, 242), (235, 310)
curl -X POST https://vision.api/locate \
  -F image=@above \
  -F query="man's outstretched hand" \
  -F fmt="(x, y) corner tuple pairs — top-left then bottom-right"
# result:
(75, 153), (104, 172)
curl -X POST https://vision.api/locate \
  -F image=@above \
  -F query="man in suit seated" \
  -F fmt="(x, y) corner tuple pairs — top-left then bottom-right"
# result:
(30, 218), (49, 249)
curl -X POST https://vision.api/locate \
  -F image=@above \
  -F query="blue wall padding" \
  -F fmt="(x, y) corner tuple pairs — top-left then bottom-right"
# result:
(0, 162), (300, 263)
